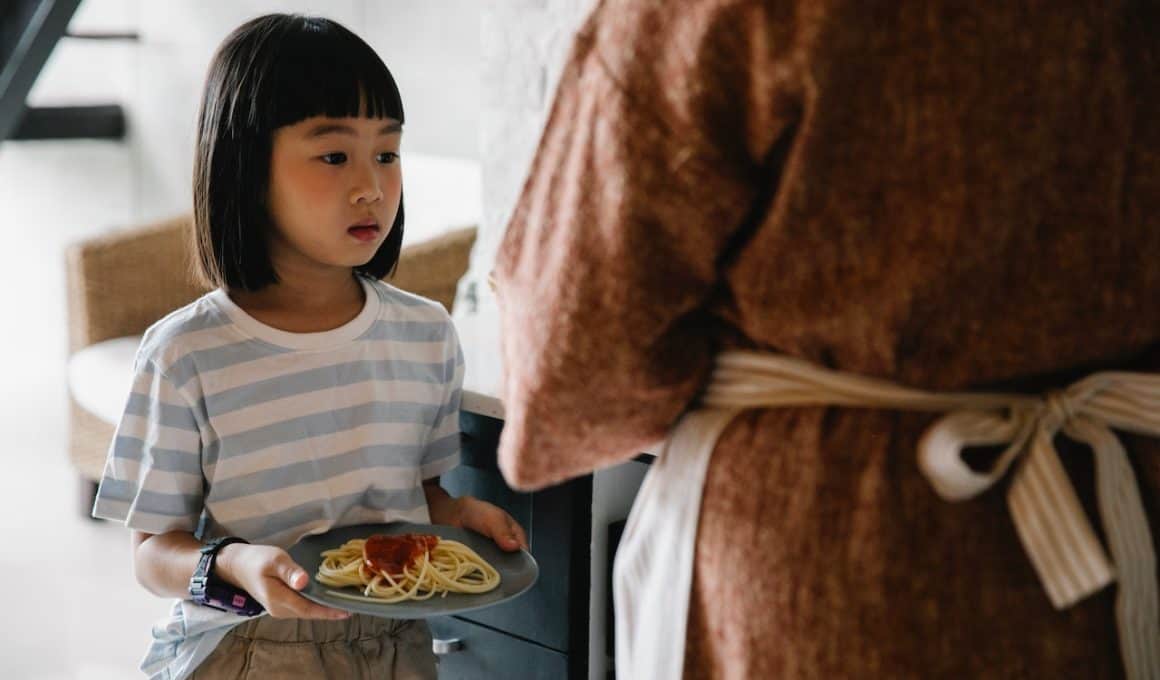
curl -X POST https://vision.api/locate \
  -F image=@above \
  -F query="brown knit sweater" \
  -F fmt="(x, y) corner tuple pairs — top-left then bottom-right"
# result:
(495, 1), (1160, 677)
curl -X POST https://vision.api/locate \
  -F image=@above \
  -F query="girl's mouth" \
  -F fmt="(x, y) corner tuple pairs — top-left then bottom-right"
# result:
(348, 224), (380, 242)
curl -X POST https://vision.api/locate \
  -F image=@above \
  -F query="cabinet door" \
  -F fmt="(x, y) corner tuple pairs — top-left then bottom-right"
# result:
(430, 616), (568, 680)
(442, 411), (591, 659)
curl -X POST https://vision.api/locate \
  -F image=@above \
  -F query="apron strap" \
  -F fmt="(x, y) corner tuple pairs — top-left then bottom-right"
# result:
(615, 352), (1159, 679)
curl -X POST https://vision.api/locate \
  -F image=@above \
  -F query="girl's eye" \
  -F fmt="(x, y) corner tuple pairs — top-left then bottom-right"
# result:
(377, 152), (399, 164)
(320, 152), (347, 165)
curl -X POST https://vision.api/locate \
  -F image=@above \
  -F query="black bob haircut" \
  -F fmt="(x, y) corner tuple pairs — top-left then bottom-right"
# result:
(192, 13), (405, 291)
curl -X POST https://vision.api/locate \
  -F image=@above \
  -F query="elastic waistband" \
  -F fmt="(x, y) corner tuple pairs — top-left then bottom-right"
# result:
(225, 614), (416, 643)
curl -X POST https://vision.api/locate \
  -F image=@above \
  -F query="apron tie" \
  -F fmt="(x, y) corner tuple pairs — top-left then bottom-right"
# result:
(615, 351), (1159, 680)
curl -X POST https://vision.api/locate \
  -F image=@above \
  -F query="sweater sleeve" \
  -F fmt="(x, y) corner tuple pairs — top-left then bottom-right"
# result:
(494, 0), (800, 489)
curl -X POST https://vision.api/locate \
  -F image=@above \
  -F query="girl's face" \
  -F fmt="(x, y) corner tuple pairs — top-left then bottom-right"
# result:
(266, 115), (402, 276)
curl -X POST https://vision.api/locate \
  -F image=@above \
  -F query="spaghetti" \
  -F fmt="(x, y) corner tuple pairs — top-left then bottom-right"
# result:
(315, 532), (501, 603)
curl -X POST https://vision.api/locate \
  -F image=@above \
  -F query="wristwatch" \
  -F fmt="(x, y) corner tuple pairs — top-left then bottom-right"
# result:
(189, 536), (265, 616)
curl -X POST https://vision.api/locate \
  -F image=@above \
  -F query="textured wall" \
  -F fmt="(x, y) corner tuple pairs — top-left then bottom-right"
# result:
(456, 0), (593, 317)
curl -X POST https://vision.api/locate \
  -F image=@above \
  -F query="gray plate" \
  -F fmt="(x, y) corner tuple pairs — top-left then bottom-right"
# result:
(287, 522), (538, 619)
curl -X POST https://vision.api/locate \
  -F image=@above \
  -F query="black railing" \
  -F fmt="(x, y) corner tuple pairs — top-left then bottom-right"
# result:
(9, 103), (124, 140)
(0, 0), (84, 141)
(0, 0), (137, 144)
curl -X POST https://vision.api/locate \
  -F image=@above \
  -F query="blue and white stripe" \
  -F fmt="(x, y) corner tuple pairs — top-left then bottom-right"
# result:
(91, 275), (463, 679)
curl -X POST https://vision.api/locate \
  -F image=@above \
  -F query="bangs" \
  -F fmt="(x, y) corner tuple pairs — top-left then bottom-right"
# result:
(223, 15), (404, 136)
(192, 13), (407, 292)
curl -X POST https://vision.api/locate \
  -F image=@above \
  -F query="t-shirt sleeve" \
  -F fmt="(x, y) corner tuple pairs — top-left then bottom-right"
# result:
(91, 355), (205, 534)
(420, 320), (464, 479)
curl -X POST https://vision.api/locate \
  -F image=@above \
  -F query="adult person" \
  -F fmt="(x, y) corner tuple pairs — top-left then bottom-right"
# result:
(493, 1), (1160, 677)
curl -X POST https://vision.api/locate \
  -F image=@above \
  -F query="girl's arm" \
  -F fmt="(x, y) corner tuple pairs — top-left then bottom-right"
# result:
(131, 530), (349, 619)
(423, 478), (528, 551)
(130, 530), (201, 597)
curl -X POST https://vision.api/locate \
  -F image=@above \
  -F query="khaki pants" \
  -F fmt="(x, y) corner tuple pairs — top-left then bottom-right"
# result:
(189, 615), (437, 680)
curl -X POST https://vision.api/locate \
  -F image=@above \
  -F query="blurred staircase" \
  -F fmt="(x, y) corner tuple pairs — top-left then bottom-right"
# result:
(0, 0), (133, 143)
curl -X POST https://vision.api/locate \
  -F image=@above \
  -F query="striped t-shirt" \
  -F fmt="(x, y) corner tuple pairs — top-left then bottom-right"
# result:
(92, 274), (463, 680)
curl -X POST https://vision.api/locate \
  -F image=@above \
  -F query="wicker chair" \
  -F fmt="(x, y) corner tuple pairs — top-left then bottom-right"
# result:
(65, 215), (477, 514)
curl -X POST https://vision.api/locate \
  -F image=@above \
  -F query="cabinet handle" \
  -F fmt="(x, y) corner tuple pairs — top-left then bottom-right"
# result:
(433, 637), (464, 655)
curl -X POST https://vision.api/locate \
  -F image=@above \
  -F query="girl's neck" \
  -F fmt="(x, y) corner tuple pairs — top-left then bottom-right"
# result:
(228, 268), (367, 334)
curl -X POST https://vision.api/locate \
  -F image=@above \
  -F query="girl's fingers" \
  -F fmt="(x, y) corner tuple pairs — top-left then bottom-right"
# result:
(496, 513), (526, 552)
(510, 519), (529, 551)
(284, 565), (308, 590)
(263, 577), (349, 620)
(460, 498), (528, 551)
(271, 552), (308, 590)
(294, 597), (351, 620)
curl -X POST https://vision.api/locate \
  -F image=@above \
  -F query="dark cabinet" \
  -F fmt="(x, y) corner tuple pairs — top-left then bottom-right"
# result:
(429, 616), (568, 680)
(432, 409), (592, 679)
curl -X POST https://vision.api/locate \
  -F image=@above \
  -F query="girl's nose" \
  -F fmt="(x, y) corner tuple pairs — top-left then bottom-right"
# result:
(351, 167), (383, 204)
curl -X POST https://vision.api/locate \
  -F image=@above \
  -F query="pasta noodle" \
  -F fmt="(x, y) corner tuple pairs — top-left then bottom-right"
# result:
(315, 533), (501, 603)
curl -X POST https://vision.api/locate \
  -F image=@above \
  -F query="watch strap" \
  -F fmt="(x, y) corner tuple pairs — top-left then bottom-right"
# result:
(189, 537), (264, 616)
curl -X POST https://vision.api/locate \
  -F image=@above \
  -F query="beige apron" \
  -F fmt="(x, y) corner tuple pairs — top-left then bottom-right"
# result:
(613, 351), (1160, 680)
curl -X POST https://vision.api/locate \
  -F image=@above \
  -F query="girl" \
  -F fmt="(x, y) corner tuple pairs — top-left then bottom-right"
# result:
(92, 14), (526, 680)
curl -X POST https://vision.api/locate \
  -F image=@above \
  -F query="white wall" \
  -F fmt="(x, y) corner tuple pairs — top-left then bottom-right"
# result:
(469, 0), (593, 293)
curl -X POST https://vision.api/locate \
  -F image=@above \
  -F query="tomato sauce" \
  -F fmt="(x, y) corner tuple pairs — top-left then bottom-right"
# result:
(363, 533), (439, 575)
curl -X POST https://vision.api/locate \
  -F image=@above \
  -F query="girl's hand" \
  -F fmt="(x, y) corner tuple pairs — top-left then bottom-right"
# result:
(216, 543), (350, 620)
(430, 493), (528, 552)
(460, 496), (528, 552)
